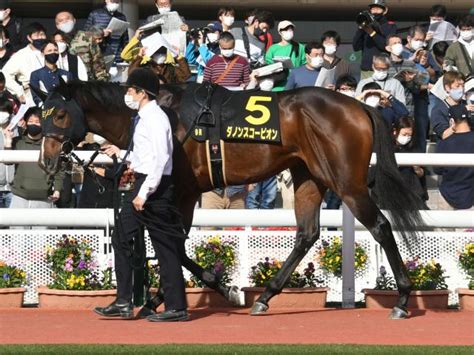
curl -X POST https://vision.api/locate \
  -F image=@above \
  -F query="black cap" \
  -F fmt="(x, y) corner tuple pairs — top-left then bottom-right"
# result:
(369, 0), (387, 9)
(124, 68), (160, 97)
(0, 0), (10, 10)
(448, 104), (469, 121)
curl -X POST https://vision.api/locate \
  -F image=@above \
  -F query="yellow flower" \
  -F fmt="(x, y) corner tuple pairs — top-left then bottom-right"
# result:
(355, 262), (359, 267)
(21, 272), (26, 278)
(360, 256), (366, 262)
(335, 256), (341, 263)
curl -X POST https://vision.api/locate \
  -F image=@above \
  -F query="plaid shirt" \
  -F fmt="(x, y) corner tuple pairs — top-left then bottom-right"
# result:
(84, 7), (129, 64)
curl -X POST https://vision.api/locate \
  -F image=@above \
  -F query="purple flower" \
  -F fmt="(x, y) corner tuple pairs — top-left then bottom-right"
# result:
(64, 263), (73, 272)
(3, 273), (9, 280)
(214, 260), (224, 274)
(78, 260), (86, 270)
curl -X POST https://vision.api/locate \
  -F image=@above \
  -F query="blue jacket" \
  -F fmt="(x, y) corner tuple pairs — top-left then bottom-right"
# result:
(30, 66), (74, 105)
(185, 42), (217, 78)
(84, 7), (129, 64)
(352, 16), (396, 71)
(434, 131), (474, 209)
(379, 96), (409, 128)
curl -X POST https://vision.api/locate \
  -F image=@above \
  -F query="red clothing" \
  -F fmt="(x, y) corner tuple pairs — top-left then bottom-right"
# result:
(203, 54), (250, 88)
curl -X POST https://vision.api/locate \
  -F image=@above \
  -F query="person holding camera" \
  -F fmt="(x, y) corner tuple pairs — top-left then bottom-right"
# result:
(352, 0), (396, 80)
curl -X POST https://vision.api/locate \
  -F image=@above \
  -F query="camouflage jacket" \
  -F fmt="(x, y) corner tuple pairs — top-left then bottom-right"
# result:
(70, 31), (109, 81)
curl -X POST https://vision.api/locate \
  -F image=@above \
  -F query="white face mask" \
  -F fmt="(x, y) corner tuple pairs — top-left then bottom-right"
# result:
(0, 111), (10, 125)
(410, 40), (424, 51)
(460, 30), (473, 42)
(397, 135), (412, 145)
(340, 90), (356, 98)
(246, 16), (255, 26)
(430, 19), (441, 24)
(93, 134), (107, 145)
(259, 79), (274, 91)
(281, 30), (294, 42)
(449, 87), (464, 101)
(324, 44), (337, 56)
(223, 16), (235, 27)
(207, 33), (219, 43)
(220, 48), (234, 58)
(152, 52), (166, 64)
(58, 20), (75, 34)
(0, 11), (6, 22)
(57, 42), (68, 54)
(372, 69), (388, 81)
(158, 7), (171, 14)
(106, 3), (120, 13)
(124, 94), (139, 110)
(309, 56), (324, 69)
(365, 95), (381, 108)
(391, 43), (404, 56)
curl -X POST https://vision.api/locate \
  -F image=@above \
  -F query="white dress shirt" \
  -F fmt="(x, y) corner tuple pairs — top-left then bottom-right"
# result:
(2, 45), (44, 106)
(125, 100), (173, 201)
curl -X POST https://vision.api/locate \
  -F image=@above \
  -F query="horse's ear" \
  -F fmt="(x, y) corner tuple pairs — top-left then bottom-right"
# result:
(55, 76), (72, 101)
(30, 85), (48, 104)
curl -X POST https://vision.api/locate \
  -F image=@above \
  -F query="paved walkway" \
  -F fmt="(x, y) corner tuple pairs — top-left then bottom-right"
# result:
(1, 308), (473, 345)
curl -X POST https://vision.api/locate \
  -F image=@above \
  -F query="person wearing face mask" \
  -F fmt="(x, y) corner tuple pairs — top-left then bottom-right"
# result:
(0, 97), (14, 208)
(434, 104), (474, 210)
(391, 116), (428, 205)
(402, 26), (427, 60)
(185, 22), (221, 83)
(352, 0), (397, 80)
(53, 31), (88, 81)
(431, 71), (467, 140)
(203, 31), (250, 90)
(2, 22), (47, 106)
(30, 41), (74, 106)
(145, 0), (188, 32)
(218, 7), (235, 32)
(95, 68), (189, 322)
(336, 75), (358, 98)
(321, 31), (352, 82)
(358, 82), (409, 128)
(124, 29), (191, 84)
(0, 0), (21, 51)
(0, 26), (13, 69)
(355, 54), (406, 105)
(69, 25), (109, 81)
(84, 0), (129, 68)
(425, 4), (458, 50)
(264, 21), (305, 91)
(285, 42), (325, 90)
(444, 15), (474, 78)
(230, 10), (275, 69)
(3, 107), (63, 209)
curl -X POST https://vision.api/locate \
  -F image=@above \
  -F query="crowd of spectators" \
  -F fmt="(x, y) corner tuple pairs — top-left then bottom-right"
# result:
(0, 0), (473, 213)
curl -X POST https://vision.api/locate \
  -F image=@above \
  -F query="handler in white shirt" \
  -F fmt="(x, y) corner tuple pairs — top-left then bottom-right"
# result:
(95, 68), (188, 322)
(2, 23), (47, 106)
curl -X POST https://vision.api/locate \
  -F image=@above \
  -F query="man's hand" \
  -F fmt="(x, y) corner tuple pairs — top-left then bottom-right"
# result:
(49, 190), (60, 202)
(466, 104), (474, 112)
(426, 31), (434, 42)
(413, 166), (424, 178)
(138, 46), (147, 57)
(101, 144), (120, 158)
(19, 95), (26, 104)
(180, 23), (189, 32)
(103, 28), (112, 37)
(2, 127), (13, 148)
(133, 196), (145, 211)
(360, 24), (374, 35)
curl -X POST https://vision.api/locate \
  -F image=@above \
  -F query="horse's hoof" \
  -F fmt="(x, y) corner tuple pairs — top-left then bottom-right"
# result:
(389, 306), (409, 320)
(227, 285), (241, 306)
(250, 301), (269, 316)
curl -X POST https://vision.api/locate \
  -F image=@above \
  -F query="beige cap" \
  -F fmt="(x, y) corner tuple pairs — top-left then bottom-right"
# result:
(278, 20), (295, 32)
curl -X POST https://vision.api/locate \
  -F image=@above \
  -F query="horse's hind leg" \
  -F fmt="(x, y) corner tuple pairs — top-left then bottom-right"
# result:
(341, 189), (411, 319)
(251, 167), (326, 315)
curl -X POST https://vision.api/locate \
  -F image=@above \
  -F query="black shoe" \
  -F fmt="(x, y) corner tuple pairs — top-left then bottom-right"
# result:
(94, 301), (134, 319)
(136, 306), (156, 319)
(147, 309), (189, 322)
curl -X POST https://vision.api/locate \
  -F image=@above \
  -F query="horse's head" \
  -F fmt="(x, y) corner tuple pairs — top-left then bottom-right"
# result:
(39, 91), (87, 177)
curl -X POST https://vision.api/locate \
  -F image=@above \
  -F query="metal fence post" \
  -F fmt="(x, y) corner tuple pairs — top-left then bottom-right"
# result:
(342, 203), (355, 308)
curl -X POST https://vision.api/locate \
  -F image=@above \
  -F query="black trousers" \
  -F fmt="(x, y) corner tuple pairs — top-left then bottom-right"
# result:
(112, 174), (187, 311)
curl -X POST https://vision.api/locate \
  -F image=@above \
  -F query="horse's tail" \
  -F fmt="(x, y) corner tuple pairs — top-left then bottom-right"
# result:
(363, 105), (425, 246)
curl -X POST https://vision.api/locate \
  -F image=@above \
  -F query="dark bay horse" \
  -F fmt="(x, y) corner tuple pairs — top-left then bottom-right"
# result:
(39, 81), (424, 319)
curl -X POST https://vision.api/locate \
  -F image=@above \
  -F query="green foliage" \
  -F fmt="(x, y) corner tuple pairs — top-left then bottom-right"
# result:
(45, 235), (114, 291)
(317, 237), (368, 277)
(249, 258), (322, 288)
(188, 236), (236, 288)
(458, 242), (474, 290)
(0, 261), (27, 288)
(405, 257), (448, 291)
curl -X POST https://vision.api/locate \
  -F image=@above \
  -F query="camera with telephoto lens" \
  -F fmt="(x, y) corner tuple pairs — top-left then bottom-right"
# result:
(356, 10), (377, 28)
(188, 26), (211, 42)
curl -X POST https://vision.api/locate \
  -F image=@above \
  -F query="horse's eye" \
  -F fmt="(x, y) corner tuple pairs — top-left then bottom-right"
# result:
(55, 109), (67, 120)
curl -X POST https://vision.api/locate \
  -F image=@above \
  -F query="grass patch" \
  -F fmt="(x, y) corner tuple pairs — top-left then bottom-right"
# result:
(0, 344), (472, 354)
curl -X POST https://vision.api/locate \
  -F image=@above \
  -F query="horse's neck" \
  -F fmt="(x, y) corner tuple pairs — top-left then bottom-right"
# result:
(85, 111), (130, 149)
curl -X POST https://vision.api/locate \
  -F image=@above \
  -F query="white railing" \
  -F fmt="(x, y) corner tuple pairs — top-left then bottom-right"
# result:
(1, 150), (474, 166)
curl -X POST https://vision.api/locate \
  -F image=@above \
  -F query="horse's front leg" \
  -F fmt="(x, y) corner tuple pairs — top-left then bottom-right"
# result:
(252, 172), (326, 315)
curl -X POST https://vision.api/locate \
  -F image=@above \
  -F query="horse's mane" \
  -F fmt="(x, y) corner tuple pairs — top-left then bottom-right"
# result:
(66, 80), (127, 113)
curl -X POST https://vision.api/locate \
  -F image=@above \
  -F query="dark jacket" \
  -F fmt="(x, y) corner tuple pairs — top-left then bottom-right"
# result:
(379, 96), (409, 128)
(395, 144), (428, 203)
(9, 135), (63, 201)
(30, 66), (74, 105)
(434, 131), (474, 209)
(4, 16), (22, 51)
(0, 45), (14, 69)
(352, 16), (396, 71)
